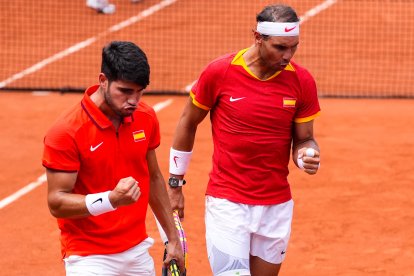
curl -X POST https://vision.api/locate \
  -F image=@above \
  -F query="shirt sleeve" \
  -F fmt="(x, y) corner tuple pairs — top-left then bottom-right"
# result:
(294, 68), (321, 123)
(191, 60), (224, 110)
(42, 123), (80, 171)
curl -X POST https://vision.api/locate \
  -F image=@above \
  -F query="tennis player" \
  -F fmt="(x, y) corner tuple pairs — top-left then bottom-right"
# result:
(42, 41), (184, 275)
(167, 4), (321, 276)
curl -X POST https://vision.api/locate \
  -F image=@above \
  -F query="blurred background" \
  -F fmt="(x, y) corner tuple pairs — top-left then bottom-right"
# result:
(1, 0), (413, 98)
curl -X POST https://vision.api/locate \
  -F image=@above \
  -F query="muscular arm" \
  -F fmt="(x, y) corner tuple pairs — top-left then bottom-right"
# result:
(292, 120), (320, 174)
(46, 169), (90, 218)
(46, 168), (141, 218)
(168, 98), (209, 215)
(147, 149), (184, 270)
(171, 97), (209, 152)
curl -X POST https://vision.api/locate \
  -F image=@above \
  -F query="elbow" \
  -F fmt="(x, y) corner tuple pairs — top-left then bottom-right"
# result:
(48, 202), (61, 218)
(48, 208), (60, 218)
(47, 196), (65, 218)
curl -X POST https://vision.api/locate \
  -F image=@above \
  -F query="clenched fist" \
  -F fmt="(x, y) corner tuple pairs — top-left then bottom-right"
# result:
(109, 176), (141, 208)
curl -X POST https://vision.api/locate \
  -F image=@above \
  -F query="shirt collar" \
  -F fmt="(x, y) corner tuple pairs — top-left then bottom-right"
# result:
(81, 85), (112, 129)
(81, 85), (135, 128)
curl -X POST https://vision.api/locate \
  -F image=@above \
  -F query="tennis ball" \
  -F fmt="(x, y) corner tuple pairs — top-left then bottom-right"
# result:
(305, 148), (315, 157)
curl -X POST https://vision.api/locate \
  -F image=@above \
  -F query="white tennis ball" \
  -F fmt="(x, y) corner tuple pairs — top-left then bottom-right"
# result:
(305, 148), (315, 157)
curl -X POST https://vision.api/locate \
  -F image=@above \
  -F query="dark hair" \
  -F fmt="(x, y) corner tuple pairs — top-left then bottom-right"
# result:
(256, 4), (299, 23)
(101, 41), (150, 88)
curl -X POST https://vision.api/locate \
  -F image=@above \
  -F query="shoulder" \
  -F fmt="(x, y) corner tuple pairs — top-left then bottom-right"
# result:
(50, 102), (84, 131)
(288, 60), (318, 95)
(204, 52), (237, 73)
(44, 102), (84, 147)
(289, 60), (315, 81)
(136, 101), (158, 120)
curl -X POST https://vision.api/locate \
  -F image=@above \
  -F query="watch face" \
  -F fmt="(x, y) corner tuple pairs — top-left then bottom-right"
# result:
(169, 177), (185, 187)
(169, 178), (179, 187)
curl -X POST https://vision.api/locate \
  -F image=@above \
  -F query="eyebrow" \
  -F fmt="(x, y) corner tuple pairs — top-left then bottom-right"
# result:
(275, 41), (299, 47)
(118, 87), (135, 93)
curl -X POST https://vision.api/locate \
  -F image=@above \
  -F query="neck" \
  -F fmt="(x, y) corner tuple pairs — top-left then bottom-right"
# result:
(243, 46), (279, 80)
(90, 87), (122, 128)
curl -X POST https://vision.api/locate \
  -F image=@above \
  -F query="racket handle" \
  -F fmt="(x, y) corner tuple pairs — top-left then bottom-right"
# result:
(169, 259), (180, 276)
(162, 259), (181, 276)
(162, 242), (168, 276)
(162, 266), (168, 276)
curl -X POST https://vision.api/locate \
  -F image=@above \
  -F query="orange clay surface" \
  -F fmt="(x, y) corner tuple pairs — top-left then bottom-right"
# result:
(0, 93), (413, 276)
(1, 0), (414, 275)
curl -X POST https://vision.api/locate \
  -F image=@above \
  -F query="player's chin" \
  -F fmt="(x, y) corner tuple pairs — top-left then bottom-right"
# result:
(279, 63), (289, 69)
(123, 108), (136, 116)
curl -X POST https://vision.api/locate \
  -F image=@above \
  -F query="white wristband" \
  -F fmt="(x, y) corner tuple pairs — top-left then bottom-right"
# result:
(85, 191), (116, 216)
(169, 148), (192, 175)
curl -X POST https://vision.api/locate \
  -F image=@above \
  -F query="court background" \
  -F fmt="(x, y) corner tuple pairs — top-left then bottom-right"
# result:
(1, 0), (414, 275)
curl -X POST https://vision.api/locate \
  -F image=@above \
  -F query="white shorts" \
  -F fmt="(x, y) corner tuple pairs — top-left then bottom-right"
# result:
(205, 196), (294, 266)
(64, 237), (155, 276)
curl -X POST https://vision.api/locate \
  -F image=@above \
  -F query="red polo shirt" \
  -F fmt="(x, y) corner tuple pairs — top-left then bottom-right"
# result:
(42, 85), (160, 257)
(191, 49), (320, 205)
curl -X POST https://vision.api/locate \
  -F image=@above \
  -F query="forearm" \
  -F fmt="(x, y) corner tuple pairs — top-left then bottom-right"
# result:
(48, 192), (91, 218)
(172, 121), (197, 152)
(292, 120), (319, 162)
(172, 99), (208, 153)
(149, 174), (178, 243)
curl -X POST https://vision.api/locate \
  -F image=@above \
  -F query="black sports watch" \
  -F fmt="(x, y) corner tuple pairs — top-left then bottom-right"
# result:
(168, 177), (186, 188)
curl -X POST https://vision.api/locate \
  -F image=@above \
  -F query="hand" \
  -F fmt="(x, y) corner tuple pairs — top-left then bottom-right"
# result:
(168, 187), (185, 219)
(164, 239), (185, 274)
(298, 148), (320, 175)
(109, 176), (141, 208)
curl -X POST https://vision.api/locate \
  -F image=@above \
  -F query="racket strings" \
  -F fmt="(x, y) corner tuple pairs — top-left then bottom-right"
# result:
(173, 210), (187, 275)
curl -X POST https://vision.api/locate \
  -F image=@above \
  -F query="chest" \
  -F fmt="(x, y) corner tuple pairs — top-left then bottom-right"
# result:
(213, 73), (301, 130)
(75, 122), (150, 170)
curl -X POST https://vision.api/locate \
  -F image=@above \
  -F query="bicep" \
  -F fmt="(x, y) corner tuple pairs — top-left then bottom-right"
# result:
(46, 168), (81, 217)
(173, 98), (209, 151)
(180, 97), (209, 128)
(46, 169), (77, 195)
(292, 120), (314, 145)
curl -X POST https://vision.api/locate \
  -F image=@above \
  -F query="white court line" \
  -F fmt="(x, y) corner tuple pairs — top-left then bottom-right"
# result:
(299, 0), (338, 23)
(183, 0), (339, 92)
(0, 99), (173, 210)
(0, 0), (178, 89)
(0, 174), (47, 209)
(152, 99), (173, 112)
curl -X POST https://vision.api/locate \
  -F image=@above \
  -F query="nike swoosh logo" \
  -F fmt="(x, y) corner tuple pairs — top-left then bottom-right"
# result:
(173, 156), (179, 167)
(229, 96), (246, 102)
(285, 26), (297, 32)
(92, 198), (103, 204)
(90, 142), (103, 152)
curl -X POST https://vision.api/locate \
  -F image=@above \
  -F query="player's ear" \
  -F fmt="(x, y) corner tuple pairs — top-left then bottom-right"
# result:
(99, 73), (108, 89)
(253, 30), (264, 44)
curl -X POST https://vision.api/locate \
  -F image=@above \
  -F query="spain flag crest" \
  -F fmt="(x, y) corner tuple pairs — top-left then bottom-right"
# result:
(283, 97), (296, 108)
(132, 130), (146, 142)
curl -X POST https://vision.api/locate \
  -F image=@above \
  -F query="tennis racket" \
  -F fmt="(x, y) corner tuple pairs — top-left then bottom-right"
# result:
(155, 210), (187, 276)
(173, 210), (187, 275)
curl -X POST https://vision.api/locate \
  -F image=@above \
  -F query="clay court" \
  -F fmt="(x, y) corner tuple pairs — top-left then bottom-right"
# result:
(1, 0), (413, 275)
